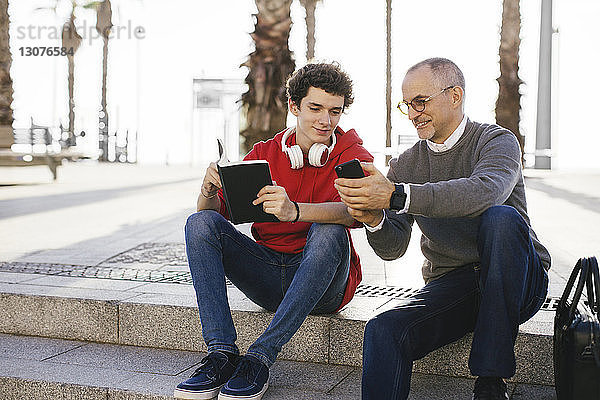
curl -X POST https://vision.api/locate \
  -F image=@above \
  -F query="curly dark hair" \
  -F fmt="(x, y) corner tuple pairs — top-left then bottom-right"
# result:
(286, 62), (354, 111)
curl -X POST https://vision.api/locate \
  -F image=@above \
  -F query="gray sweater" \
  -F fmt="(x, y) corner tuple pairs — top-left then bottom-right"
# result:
(366, 119), (551, 283)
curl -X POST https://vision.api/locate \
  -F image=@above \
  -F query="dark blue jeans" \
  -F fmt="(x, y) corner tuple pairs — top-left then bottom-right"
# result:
(185, 210), (350, 367)
(362, 206), (549, 400)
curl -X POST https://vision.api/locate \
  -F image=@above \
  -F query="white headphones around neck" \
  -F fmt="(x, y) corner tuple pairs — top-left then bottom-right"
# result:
(281, 127), (337, 169)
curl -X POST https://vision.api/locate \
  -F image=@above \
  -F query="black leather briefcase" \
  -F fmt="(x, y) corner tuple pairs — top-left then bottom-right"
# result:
(553, 256), (600, 400)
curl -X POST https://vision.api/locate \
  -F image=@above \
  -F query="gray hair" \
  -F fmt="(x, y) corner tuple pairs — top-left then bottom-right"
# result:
(407, 57), (465, 91)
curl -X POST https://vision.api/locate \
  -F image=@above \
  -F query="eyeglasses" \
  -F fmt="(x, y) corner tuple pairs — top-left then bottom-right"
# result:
(397, 86), (455, 115)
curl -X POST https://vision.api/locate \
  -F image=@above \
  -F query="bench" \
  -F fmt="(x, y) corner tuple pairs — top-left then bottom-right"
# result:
(0, 123), (85, 180)
(0, 148), (83, 180)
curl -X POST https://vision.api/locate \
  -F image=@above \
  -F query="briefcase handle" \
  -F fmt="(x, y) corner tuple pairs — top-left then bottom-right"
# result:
(587, 257), (600, 365)
(587, 257), (600, 317)
(558, 258), (590, 330)
(581, 257), (600, 318)
(558, 257), (600, 329)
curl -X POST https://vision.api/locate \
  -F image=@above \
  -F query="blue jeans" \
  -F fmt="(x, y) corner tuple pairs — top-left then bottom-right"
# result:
(362, 206), (549, 400)
(185, 210), (350, 367)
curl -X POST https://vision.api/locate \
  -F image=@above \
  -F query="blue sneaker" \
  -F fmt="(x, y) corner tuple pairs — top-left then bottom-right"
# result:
(174, 351), (240, 399)
(218, 355), (269, 400)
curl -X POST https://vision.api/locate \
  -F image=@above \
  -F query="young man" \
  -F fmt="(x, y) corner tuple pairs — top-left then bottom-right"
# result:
(175, 62), (373, 400)
(335, 58), (551, 400)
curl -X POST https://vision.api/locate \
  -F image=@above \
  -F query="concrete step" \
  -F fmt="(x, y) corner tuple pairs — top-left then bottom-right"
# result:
(0, 271), (556, 386)
(0, 333), (557, 400)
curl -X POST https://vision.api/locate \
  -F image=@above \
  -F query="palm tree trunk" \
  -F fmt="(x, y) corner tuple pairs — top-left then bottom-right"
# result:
(96, 0), (111, 112)
(98, 35), (109, 161)
(62, 7), (82, 141)
(241, 0), (295, 153)
(67, 52), (75, 134)
(385, 0), (392, 165)
(300, 0), (317, 60)
(0, 0), (14, 147)
(101, 38), (108, 112)
(496, 0), (525, 160)
(96, 0), (112, 161)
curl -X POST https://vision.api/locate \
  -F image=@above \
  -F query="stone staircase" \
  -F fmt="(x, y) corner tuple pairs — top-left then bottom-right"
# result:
(0, 271), (557, 399)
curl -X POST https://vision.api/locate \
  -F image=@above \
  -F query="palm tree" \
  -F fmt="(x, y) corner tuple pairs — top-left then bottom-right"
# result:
(0, 0), (14, 148)
(496, 0), (525, 160)
(61, 2), (83, 144)
(89, 0), (112, 161)
(43, 1), (107, 149)
(299, 0), (320, 61)
(240, 0), (295, 153)
(94, 0), (111, 113)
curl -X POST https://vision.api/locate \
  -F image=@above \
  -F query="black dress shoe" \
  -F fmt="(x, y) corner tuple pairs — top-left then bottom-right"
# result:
(472, 376), (509, 400)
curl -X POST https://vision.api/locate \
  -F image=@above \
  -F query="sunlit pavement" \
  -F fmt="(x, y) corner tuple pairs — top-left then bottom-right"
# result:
(1, 162), (598, 293)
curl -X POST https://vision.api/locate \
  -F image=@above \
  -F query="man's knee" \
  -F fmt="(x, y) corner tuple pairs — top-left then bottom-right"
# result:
(307, 223), (347, 246)
(364, 310), (408, 351)
(364, 315), (389, 350)
(479, 205), (526, 237)
(185, 210), (225, 238)
(305, 224), (349, 266)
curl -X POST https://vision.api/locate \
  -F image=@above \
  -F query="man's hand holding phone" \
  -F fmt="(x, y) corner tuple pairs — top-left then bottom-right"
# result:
(334, 161), (395, 227)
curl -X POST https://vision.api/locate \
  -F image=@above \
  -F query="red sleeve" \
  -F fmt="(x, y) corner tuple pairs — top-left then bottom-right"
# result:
(242, 144), (261, 161)
(338, 145), (374, 165)
(356, 147), (374, 163)
(216, 191), (228, 218)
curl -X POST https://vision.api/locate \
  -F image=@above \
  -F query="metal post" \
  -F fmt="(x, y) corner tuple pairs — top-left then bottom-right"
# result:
(535, 0), (553, 169)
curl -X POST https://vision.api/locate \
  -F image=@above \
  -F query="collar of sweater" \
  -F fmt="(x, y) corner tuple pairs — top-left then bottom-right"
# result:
(426, 114), (468, 152)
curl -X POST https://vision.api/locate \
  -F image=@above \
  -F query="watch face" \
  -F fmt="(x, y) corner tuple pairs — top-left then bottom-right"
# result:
(390, 185), (406, 211)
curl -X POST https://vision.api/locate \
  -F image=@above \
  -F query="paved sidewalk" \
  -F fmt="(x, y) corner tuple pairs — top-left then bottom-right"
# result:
(0, 333), (557, 400)
(1, 162), (598, 292)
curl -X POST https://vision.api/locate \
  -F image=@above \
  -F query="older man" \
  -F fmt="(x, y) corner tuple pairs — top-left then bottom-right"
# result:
(335, 58), (550, 400)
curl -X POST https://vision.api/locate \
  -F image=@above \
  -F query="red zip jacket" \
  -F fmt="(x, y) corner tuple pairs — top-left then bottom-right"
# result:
(217, 127), (373, 310)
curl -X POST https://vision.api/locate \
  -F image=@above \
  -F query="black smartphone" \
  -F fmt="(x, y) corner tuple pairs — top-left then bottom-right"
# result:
(335, 159), (365, 178)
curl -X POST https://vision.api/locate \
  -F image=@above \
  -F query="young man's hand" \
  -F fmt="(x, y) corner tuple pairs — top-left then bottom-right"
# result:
(334, 163), (395, 211)
(346, 208), (385, 227)
(201, 162), (222, 198)
(254, 183), (297, 222)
